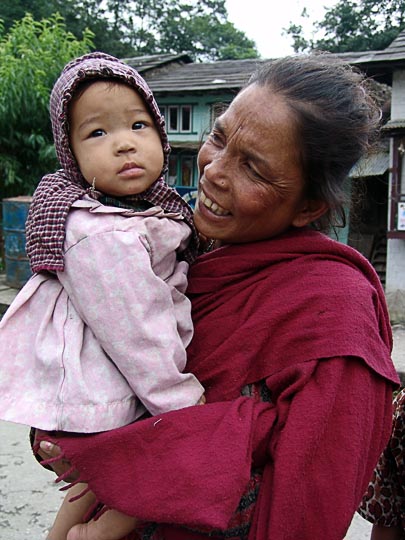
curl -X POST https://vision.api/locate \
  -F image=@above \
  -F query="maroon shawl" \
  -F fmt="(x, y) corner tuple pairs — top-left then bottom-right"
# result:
(50, 228), (399, 538)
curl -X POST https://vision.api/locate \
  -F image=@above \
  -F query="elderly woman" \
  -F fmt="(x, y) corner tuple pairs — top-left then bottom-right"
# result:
(38, 54), (399, 540)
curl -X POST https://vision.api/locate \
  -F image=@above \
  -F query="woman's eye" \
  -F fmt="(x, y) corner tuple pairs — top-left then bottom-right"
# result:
(90, 129), (105, 138)
(132, 121), (147, 130)
(208, 130), (224, 146)
(247, 163), (265, 181)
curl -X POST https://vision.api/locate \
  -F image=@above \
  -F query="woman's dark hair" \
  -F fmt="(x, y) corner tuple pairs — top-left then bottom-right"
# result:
(248, 53), (381, 232)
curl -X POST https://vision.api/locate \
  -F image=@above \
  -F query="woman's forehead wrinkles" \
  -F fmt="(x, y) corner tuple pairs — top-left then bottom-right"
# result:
(221, 98), (246, 125)
(221, 108), (249, 147)
(228, 123), (245, 145)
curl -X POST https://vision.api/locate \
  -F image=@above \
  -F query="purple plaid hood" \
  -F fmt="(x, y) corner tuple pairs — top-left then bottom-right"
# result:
(50, 51), (170, 184)
(26, 52), (198, 272)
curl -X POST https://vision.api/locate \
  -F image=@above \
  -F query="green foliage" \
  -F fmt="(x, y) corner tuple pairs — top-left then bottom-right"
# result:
(93, 0), (259, 60)
(155, 4), (258, 60)
(284, 0), (405, 53)
(0, 13), (93, 197)
(0, 0), (259, 60)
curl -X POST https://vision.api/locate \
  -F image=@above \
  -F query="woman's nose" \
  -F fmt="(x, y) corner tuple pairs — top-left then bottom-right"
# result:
(203, 155), (229, 188)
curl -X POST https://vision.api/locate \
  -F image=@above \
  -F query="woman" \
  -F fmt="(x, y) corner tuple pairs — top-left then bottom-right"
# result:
(38, 53), (399, 540)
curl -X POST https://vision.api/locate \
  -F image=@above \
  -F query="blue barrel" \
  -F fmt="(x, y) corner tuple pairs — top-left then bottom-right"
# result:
(2, 196), (33, 288)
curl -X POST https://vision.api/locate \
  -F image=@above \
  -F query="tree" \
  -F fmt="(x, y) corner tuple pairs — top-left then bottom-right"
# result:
(285, 0), (405, 53)
(155, 2), (258, 60)
(0, 0), (259, 60)
(0, 14), (93, 197)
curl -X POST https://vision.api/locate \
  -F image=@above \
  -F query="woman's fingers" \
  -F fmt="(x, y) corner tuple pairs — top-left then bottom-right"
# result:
(47, 484), (96, 540)
(66, 510), (138, 540)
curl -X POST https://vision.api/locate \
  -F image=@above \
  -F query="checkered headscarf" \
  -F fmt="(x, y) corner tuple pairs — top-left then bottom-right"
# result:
(26, 52), (198, 272)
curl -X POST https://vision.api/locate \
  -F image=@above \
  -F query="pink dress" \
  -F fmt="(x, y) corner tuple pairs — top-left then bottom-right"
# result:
(0, 197), (204, 432)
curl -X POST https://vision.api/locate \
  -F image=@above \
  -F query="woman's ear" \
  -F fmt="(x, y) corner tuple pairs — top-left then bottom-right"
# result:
(292, 199), (329, 228)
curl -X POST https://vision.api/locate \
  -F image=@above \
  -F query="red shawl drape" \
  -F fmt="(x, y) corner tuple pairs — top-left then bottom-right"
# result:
(52, 228), (399, 539)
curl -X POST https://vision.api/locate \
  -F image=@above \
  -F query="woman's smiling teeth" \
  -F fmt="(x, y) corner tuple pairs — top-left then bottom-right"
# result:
(199, 191), (230, 216)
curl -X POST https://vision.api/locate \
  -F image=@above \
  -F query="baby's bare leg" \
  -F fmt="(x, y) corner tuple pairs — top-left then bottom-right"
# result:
(66, 509), (138, 540)
(371, 524), (404, 540)
(47, 483), (96, 540)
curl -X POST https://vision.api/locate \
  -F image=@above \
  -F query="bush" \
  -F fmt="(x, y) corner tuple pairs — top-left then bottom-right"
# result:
(0, 13), (93, 199)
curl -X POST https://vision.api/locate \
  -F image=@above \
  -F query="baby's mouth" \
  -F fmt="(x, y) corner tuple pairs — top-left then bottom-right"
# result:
(119, 162), (141, 173)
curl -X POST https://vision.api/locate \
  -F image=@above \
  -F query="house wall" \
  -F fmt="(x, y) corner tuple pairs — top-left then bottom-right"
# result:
(158, 93), (232, 145)
(386, 69), (405, 322)
(392, 71), (405, 118)
(386, 239), (405, 323)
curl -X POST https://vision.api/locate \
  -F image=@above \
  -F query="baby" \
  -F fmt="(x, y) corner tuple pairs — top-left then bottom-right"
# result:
(0, 52), (204, 539)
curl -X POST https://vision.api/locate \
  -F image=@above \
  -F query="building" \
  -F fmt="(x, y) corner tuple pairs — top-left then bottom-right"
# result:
(339, 31), (405, 322)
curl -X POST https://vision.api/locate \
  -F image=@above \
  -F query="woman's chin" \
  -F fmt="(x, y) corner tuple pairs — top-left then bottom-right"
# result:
(194, 206), (228, 241)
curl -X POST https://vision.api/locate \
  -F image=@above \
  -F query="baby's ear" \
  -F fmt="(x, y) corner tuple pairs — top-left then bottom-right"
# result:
(292, 199), (328, 228)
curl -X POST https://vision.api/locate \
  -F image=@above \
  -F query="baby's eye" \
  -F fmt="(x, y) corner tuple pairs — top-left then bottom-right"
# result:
(132, 121), (147, 130)
(90, 129), (105, 138)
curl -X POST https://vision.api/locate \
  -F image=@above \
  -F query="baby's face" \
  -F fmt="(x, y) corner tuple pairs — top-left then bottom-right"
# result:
(69, 81), (164, 197)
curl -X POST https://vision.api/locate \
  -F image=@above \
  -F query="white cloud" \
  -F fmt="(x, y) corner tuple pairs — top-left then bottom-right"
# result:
(225, 0), (338, 58)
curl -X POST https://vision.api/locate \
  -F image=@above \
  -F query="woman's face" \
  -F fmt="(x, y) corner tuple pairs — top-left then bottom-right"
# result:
(194, 84), (318, 244)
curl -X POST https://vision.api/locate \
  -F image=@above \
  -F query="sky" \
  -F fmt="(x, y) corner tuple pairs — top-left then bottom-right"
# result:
(225, 0), (339, 58)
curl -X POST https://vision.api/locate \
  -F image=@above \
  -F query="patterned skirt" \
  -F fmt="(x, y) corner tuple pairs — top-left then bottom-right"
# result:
(358, 388), (405, 532)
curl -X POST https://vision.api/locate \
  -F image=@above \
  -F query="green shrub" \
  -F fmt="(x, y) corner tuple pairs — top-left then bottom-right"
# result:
(0, 13), (93, 198)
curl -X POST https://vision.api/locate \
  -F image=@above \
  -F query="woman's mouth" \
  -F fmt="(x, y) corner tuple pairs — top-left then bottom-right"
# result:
(199, 191), (230, 216)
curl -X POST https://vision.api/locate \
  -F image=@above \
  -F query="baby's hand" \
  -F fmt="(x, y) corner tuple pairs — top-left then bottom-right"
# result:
(66, 509), (137, 540)
(197, 394), (206, 405)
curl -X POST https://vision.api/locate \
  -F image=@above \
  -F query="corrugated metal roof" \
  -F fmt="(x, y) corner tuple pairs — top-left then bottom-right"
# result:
(139, 58), (266, 93)
(350, 150), (389, 178)
(124, 54), (391, 100)
(121, 27), (405, 95)
(382, 119), (405, 132)
(372, 30), (405, 63)
(123, 53), (192, 73)
(336, 29), (405, 68)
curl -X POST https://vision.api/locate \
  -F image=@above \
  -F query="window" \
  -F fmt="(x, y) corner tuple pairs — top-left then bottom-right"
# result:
(167, 156), (177, 186)
(181, 156), (194, 186)
(181, 106), (191, 132)
(167, 153), (197, 187)
(168, 106), (178, 131)
(388, 135), (405, 235)
(160, 105), (193, 133)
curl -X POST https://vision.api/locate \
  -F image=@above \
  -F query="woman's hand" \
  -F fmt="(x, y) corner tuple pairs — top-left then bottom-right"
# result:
(47, 483), (97, 540)
(34, 429), (80, 482)
(66, 510), (138, 540)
